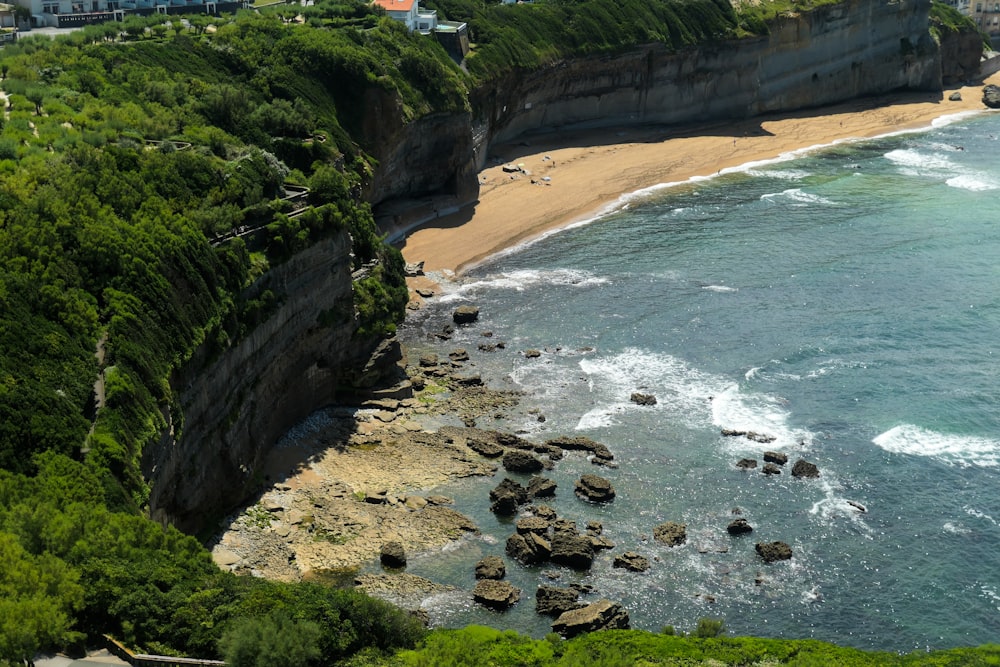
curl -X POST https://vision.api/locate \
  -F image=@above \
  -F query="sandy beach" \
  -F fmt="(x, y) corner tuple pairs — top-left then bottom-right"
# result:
(398, 75), (1000, 276)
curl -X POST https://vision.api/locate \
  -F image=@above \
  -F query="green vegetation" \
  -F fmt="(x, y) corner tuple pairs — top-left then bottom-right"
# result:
(0, 0), (991, 663)
(929, 0), (992, 49)
(349, 626), (1000, 666)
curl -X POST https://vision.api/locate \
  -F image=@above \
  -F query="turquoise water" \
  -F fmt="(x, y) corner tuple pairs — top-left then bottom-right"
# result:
(395, 111), (1000, 651)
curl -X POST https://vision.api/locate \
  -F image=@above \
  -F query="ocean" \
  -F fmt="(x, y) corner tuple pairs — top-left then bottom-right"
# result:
(392, 110), (1000, 651)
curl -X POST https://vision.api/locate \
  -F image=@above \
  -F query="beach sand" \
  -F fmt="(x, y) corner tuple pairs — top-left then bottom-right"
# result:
(398, 75), (1000, 277)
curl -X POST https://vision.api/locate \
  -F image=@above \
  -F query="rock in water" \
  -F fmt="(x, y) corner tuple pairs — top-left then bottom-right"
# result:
(574, 474), (616, 502)
(983, 84), (1000, 109)
(736, 458), (758, 469)
(536, 585), (584, 616)
(472, 579), (521, 610)
(727, 518), (753, 535)
(552, 600), (630, 637)
(380, 542), (407, 568)
(453, 305), (480, 324)
(613, 551), (650, 572)
(550, 532), (595, 569)
(630, 392), (657, 406)
(756, 541), (793, 563)
(653, 521), (687, 547)
(502, 449), (544, 473)
(791, 459), (820, 478)
(763, 451), (788, 465)
(474, 556), (506, 580)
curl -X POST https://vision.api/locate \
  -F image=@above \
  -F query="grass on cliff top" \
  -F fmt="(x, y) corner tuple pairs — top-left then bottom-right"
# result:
(732, 0), (846, 36)
(352, 626), (1000, 667)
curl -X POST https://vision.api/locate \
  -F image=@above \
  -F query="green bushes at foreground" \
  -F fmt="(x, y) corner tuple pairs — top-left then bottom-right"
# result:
(352, 626), (1000, 667)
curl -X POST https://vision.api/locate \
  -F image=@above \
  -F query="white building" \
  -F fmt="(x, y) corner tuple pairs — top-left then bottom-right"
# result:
(372, 0), (437, 33)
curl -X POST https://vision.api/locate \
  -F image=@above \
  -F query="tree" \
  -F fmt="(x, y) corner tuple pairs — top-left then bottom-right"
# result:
(0, 533), (84, 665)
(219, 611), (322, 667)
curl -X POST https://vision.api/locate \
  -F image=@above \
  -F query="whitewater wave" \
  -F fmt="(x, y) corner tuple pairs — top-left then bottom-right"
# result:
(760, 188), (836, 206)
(872, 424), (1000, 467)
(884, 148), (997, 191)
(438, 268), (609, 303)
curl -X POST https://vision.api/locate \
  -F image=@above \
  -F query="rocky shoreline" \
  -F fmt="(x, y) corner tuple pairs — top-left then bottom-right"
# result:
(211, 286), (831, 635)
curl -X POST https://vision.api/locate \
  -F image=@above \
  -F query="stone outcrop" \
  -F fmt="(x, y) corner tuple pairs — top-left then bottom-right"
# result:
(574, 474), (616, 503)
(756, 541), (794, 563)
(791, 459), (820, 478)
(490, 478), (529, 515)
(475, 555), (506, 580)
(536, 585), (585, 617)
(983, 84), (1000, 109)
(552, 600), (630, 637)
(550, 531), (595, 569)
(653, 521), (687, 547)
(502, 449), (545, 473)
(380, 542), (407, 569)
(473, 579), (521, 610)
(613, 551), (650, 572)
(763, 451), (788, 465)
(727, 518), (753, 536)
(452, 305), (480, 325)
(630, 392), (657, 406)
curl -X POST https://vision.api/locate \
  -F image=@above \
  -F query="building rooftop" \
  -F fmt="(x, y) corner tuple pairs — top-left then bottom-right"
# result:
(373, 0), (415, 12)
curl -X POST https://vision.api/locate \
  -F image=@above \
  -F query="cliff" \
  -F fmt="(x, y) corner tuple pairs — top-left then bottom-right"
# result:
(144, 231), (402, 534)
(146, 0), (967, 536)
(477, 0), (942, 155)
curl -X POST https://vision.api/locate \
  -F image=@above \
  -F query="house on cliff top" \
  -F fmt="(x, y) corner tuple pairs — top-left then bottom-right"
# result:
(372, 0), (469, 60)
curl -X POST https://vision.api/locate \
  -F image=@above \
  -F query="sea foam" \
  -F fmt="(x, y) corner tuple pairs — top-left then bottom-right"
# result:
(872, 424), (1000, 467)
(437, 268), (608, 303)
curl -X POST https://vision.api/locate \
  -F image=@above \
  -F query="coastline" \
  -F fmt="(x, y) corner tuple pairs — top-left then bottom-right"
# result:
(396, 74), (1000, 277)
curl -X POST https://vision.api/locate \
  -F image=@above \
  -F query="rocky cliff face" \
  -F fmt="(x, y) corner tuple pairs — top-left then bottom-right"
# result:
(144, 232), (401, 534)
(938, 24), (985, 84)
(362, 89), (480, 208)
(146, 0), (959, 536)
(478, 0), (942, 152)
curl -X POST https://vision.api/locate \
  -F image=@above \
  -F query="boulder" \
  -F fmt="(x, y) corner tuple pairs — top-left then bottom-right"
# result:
(380, 542), (407, 569)
(550, 532), (595, 569)
(630, 392), (657, 406)
(552, 600), (630, 638)
(545, 435), (614, 463)
(590, 535), (616, 550)
(574, 474), (616, 503)
(791, 459), (820, 478)
(983, 84), (1000, 109)
(653, 521), (687, 547)
(502, 449), (544, 474)
(418, 353), (439, 367)
(472, 579), (521, 610)
(747, 432), (777, 443)
(468, 439), (504, 458)
(515, 516), (551, 536)
(736, 458), (758, 470)
(949, 91), (962, 102)
(474, 556), (506, 580)
(448, 348), (469, 362)
(490, 478), (528, 515)
(531, 504), (558, 521)
(524, 349), (542, 358)
(506, 532), (550, 565)
(727, 518), (753, 535)
(762, 462), (782, 475)
(756, 541), (793, 563)
(527, 476), (557, 498)
(613, 551), (650, 572)
(536, 585), (585, 617)
(721, 429), (747, 437)
(763, 451), (788, 465)
(585, 521), (603, 535)
(453, 305), (480, 324)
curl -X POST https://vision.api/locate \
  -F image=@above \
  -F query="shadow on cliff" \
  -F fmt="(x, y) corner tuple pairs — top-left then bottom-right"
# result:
(486, 89), (951, 163)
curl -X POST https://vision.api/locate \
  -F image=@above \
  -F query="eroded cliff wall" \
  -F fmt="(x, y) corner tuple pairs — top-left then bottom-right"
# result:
(479, 0), (942, 152)
(144, 232), (392, 534)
